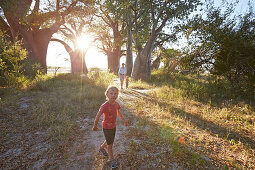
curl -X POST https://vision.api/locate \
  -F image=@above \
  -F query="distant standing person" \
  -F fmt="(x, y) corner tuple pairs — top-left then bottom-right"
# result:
(92, 85), (128, 169)
(118, 63), (126, 89)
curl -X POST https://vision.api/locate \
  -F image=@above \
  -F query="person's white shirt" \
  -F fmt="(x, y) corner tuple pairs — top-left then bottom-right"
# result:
(118, 66), (126, 75)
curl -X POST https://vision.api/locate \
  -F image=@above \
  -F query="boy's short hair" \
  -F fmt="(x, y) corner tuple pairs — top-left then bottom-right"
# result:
(105, 85), (119, 97)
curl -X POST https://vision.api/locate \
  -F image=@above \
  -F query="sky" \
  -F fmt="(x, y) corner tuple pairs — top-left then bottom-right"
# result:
(47, 41), (108, 68)
(46, 0), (254, 69)
(47, 38), (126, 69)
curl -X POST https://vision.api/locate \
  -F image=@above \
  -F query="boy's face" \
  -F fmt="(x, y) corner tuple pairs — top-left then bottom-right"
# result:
(107, 88), (118, 101)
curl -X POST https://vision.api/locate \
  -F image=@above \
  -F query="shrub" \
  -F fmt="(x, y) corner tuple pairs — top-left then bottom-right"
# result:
(0, 31), (28, 86)
(0, 31), (43, 87)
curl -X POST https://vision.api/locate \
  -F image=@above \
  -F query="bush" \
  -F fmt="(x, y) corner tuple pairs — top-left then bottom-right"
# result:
(0, 32), (26, 86)
(87, 70), (116, 87)
(0, 31), (42, 87)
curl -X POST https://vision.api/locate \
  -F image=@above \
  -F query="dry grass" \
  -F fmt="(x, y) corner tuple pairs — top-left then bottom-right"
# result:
(0, 71), (116, 169)
(123, 70), (255, 169)
(1, 70), (254, 169)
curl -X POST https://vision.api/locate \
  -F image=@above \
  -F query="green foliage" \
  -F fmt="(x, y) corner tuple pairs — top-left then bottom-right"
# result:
(151, 69), (255, 107)
(0, 32), (27, 87)
(160, 48), (182, 73)
(181, 3), (255, 85)
(89, 67), (101, 72)
(0, 31), (44, 88)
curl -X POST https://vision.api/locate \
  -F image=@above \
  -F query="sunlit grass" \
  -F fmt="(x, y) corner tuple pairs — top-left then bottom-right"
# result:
(128, 79), (153, 89)
(126, 70), (255, 169)
(1, 69), (254, 169)
(0, 71), (114, 143)
(87, 70), (117, 87)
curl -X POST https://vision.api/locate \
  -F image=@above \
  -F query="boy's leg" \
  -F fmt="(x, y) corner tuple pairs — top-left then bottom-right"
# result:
(99, 140), (108, 157)
(101, 140), (107, 149)
(107, 143), (114, 160)
(103, 128), (116, 163)
(108, 143), (118, 168)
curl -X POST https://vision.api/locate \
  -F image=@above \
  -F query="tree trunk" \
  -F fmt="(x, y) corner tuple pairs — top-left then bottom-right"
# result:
(167, 58), (178, 73)
(70, 50), (88, 74)
(132, 35), (155, 81)
(125, 11), (133, 76)
(0, 16), (12, 41)
(22, 29), (53, 72)
(126, 32), (133, 76)
(51, 39), (88, 74)
(106, 23), (122, 74)
(152, 55), (161, 70)
(107, 50), (120, 74)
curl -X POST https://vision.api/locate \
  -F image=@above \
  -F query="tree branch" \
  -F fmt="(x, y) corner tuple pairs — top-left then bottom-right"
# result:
(51, 38), (73, 54)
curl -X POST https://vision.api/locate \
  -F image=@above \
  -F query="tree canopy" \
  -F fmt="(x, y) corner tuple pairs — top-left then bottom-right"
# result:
(181, 1), (255, 85)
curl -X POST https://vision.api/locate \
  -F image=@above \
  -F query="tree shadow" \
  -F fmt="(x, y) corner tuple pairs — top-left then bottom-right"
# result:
(122, 88), (254, 146)
(130, 88), (255, 149)
(120, 89), (151, 99)
(118, 88), (254, 168)
(119, 90), (225, 168)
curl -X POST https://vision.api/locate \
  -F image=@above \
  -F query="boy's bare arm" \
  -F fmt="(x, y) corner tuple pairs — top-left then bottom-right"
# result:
(117, 110), (128, 126)
(93, 111), (103, 130)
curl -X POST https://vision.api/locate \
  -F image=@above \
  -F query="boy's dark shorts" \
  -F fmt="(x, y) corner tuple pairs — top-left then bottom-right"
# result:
(103, 127), (116, 145)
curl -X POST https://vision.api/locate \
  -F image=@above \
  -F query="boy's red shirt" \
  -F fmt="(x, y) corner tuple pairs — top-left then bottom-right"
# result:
(99, 101), (120, 129)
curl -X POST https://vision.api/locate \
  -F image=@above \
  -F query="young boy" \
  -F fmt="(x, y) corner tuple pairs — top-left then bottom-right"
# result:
(92, 85), (128, 169)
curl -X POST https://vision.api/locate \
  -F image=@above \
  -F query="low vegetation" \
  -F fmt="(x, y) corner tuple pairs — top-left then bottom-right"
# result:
(123, 69), (254, 169)
(0, 71), (116, 168)
(1, 69), (254, 169)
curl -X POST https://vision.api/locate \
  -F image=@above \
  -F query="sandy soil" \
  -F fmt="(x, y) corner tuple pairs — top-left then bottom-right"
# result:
(0, 79), (146, 170)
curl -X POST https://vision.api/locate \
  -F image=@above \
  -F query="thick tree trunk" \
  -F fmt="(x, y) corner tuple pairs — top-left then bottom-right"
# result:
(107, 50), (120, 74)
(132, 50), (142, 79)
(132, 35), (155, 81)
(2, 22), (60, 74)
(0, 0), (63, 73)
(167, 58), (178, 73)
(22, 29), (53, 72)
(152, 55), (161, 70)
(51, 39), (88, 74)
(70, 50), (88, 74)
(0, 16), (12, 41)
(126, 25), (133, 76)
(125, 11), (133, 76)
(106, 23), (122, 74)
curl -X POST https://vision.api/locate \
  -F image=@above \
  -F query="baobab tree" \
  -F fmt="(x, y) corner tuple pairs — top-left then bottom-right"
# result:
(131, 0), (200, 80)
(51, 21), (91, 74)
(0, 0), (91, 73)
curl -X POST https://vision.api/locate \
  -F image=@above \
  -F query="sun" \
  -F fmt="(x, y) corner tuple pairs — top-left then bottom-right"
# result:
(76, 34), (93, 51)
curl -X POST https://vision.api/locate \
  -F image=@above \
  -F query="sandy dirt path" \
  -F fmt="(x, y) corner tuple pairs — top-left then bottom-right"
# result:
(0, 78), (150, 170)
(57, 78), (148, 169)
